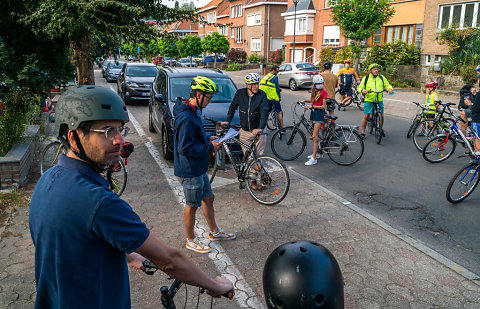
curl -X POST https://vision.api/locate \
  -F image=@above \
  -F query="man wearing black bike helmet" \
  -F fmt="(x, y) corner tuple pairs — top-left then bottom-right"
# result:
(30, 85), (234, 308)
(263, 240), (344, 308)
(321, 61), (338, 116)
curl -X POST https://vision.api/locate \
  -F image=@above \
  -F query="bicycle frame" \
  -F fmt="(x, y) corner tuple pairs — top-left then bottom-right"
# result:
(219, 133), (261, 182)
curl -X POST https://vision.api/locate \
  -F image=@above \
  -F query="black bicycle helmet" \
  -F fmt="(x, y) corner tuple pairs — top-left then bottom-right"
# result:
(324, 61), (333, 70)
(263, 241), (344, 309)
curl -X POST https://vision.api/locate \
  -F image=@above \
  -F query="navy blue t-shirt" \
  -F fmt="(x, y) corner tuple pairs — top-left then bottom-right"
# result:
(29, 155), (150, 309)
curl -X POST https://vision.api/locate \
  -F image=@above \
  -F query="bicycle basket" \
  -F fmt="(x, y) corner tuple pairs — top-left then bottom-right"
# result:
(121, 142), (134, 159)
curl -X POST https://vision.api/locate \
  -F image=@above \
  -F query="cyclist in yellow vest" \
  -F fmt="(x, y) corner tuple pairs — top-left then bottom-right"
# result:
(424, 81), (440, 119)
(260, 65), (283, 127)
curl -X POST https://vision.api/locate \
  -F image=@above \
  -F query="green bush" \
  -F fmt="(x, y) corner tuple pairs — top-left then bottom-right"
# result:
(0, 92), (39, 156)
(225, 62), (240, 71)
(248, 53), (264, 64)
(366, 41), (420, 68)
(319, 47), (335, 64)
(460, 64), (477, 84)
(334, 46), (353, 64)
(437, 27), (480, 75)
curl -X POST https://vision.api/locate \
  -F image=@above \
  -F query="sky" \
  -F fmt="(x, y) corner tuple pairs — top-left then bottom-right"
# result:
(162, 0), (211, 8)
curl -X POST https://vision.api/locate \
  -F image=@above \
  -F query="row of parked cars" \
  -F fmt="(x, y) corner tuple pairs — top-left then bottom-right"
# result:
(99, 58), (240, 160)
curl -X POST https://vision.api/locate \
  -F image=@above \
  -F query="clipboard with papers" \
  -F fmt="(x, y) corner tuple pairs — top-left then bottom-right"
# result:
(216, 128), (239, 143)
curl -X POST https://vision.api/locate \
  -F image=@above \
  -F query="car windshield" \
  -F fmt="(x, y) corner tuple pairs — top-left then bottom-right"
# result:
(296, 63), (317, 71)
(126, 66), (158, 77)
(170, 77), (237, 103)
(180, 59), (190, 63)
(109, 62), (125, 69)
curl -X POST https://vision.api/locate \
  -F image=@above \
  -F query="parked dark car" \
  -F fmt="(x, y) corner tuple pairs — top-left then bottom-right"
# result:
(104, 61), (125, 82)
(148, 67), (239, 160)
(117, 63), (158, 104)
(102, 60), (114, 78)
(201, 56), (225, 66)
(178, 58), (197, 67)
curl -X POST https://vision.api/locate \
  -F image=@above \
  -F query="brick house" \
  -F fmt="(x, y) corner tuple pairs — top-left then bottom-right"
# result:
(282, 0), (427, 64)
(197, 0), (287, 58)
(162, 20), (198, 37)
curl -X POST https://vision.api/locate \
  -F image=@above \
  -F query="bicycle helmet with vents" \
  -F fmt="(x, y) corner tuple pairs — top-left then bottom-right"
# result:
(191, 76), (217, 93)
(313, 75), (324, 84)
(425, 81), (438, 89)
(368, 63), (380, 71)
(245, 73), (261, 84)
(263, 241), (344, 309)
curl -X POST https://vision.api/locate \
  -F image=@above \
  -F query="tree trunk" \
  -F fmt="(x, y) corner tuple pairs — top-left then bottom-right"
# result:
(214, 52), (217, 68)
(70, 35), (94, 85)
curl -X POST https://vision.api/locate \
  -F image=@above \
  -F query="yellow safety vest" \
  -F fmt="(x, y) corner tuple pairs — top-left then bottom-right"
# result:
(425, 92), (439, 114)
(259, 73), (280, 101)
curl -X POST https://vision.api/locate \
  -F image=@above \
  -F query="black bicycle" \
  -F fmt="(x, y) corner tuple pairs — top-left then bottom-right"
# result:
(270, 101), (364, 165)
(406, 102), (428, 138)
(205, 117), (290, 205)
(266, 108), (280, 131)
(142, 260), (234, 309)
(335, 83), (364, 111)
(365, 90), (387, 144)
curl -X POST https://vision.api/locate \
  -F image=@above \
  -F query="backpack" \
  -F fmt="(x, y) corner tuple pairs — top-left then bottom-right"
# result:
(459, 84), (474, 110)
(339, 73), (354, 87)
(363, 74), (384, 90)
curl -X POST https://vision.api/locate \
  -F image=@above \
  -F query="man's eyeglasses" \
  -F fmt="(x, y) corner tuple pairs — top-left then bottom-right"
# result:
(89, 126), (130, 140)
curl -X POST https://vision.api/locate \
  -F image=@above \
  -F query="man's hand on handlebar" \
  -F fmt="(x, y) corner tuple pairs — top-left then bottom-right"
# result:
(387, 89), (393, 94)
(220, 121), (230, 126)
(206, 276), (235, 299)
(127, 252), (147, 272)
(361, 89), (368, 95)
(211, 140), (223, 151)
(252, 128), (262, 136)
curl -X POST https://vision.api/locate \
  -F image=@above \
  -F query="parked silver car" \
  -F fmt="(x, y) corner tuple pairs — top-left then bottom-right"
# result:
(178, 58), (197, 67)
(277, 62), (320, 91)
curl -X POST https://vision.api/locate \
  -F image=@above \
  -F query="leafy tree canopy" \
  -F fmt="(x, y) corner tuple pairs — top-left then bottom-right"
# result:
(177, 35), (203, 59)
(202, 32), (230, 56)
(330, 0), (395, 42)
(160, 36), (179, 64)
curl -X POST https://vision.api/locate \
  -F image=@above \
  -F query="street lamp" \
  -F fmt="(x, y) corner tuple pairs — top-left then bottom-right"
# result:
(292, 0), (299, 63)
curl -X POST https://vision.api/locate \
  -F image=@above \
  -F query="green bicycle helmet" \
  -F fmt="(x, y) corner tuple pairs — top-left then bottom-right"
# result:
(55, 85), (129, 138)
(191, 76), (217, 93)
(368, 63), (380, 71)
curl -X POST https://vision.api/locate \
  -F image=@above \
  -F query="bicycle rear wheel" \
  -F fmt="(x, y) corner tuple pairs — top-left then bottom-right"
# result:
(446, 162), (480, 203)
(245, 155), (290, 205)
(412, 119), (453, 151)
(355, 97), (364, 111)
(422, 135), (456, 163)
(105, 159), (127, 196)
(326, 128), (364, 166)
(270, 126), (306, 161)
(406, 118), (419, 138)
(40, 141), (65, 174)
(266, 110), (278, 131)
(374, 113), (383, 144)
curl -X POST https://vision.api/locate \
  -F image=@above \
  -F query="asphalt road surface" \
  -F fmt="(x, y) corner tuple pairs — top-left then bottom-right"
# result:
(98, 68), (480, 276)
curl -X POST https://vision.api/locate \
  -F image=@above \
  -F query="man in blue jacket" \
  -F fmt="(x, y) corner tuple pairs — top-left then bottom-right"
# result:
(173, 76), (236, 254)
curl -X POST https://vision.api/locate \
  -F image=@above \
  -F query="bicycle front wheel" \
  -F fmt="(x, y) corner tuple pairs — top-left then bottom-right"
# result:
(41, 141), (65, 174)
(105, 159), (127, 196)
(246, 155), (290, 205)
(422, 135), (456, 163)
(374, 113), (383, 144)
(446, 162), (480, 203)
(266, 111), (278, 131)
(406, 118), (419, 138)
(270, 126), (307, 161)
(325, 128), (364, 166)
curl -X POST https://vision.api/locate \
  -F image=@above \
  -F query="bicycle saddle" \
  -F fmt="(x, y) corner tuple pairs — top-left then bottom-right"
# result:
(325, 115), (338, 120)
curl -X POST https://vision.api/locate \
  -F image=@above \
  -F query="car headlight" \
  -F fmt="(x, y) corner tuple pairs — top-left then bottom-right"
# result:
(126, 82), (139, 87)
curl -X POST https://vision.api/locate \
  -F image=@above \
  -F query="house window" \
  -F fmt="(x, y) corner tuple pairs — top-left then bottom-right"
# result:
(218, 25), (228, 36)
(251, 38), (261, 51)
(385, 25), (415, 44)
(232, 27), (242, 43)
(425, 55), (431, 65)
(247, 13), (262, 26)
(231, 4), (243, 18)
(207, 12), (216, 24)
(438, 2), (480, 29)
(323, 25), (340, 45)
(298, 18), (307, 33)
(373, 29), (382, 45)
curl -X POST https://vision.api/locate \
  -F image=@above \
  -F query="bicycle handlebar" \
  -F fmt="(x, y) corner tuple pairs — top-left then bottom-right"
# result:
(142, 260), (235, 301)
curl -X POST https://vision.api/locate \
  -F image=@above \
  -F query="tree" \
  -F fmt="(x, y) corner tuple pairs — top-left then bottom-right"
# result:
(330, 0), (395, 69)
(176, 35), (203, 66)
(159, 36), (179, 66)
(21, 0), (194, 84)
(175, 1), (180, 9)
(202, 32), (230, 67)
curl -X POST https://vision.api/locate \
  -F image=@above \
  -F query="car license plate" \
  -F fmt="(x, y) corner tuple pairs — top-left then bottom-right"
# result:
(142, 92), (149, 96)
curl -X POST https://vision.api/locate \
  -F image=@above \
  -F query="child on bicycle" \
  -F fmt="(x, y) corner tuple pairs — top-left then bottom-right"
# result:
(303, 75), (327, 166)
(422, 82), (440, 131)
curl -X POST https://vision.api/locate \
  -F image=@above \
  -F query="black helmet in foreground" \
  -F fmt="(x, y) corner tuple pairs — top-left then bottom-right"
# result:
(263, 241), (344, 309)
(55, 85), (129, 138)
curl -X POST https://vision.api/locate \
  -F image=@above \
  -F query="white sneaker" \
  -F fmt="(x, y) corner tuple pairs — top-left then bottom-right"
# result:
(304, 158), (317, 166)
(307, 154), (323, 159)
(209, 229), (236, 241)
(186, 238), (211, 253)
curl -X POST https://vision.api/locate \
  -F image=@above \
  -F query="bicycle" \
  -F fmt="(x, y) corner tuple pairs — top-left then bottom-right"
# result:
(406, 102), (428, 138)
(270, 101), (364, 165)
(411, 102), (455, 151)
(335, 83), (364, 111)
(446, 157), (480, 203)
(142, 260), (234, 309)
(422, 112), (477, 163)
(365, 89), (392, 144)
(205, 117), (290, 205)
(266, 107), (280, 131)
(40, 139), (132, 196)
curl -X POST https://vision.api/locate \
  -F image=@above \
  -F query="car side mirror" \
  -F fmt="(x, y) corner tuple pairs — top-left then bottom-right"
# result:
(154, 94), (164, 102)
